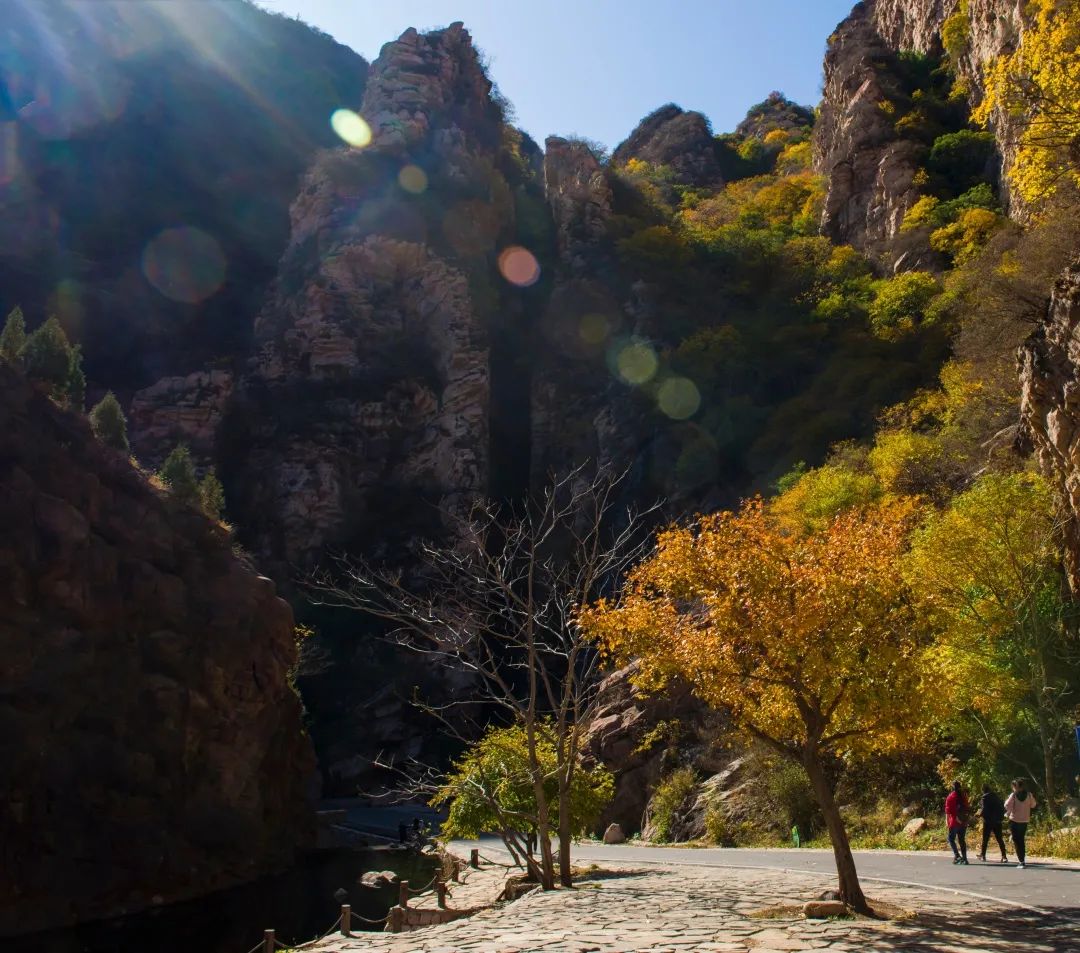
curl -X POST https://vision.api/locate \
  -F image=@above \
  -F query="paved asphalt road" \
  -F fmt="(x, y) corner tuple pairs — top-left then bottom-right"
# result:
(450, 836), (1080, 917)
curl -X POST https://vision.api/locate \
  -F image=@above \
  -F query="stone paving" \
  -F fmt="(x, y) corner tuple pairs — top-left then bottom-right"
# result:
(313, 860), (1079, 953)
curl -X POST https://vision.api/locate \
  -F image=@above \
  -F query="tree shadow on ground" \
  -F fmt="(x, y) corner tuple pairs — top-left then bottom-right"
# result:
(848, 904), (1080, 952)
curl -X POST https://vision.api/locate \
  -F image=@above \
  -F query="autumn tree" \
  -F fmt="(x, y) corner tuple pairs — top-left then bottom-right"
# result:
(580, 499), (932, 911)
(975, 0), (1080, 204)
(0, 306), (26, 363)
(89, 392), (130, 453)
(905, 472), (1079, 804)
(309, 467), (657, 890)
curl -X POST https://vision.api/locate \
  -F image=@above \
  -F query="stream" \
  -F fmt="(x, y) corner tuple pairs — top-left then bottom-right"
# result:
(9, 847), (439, 953)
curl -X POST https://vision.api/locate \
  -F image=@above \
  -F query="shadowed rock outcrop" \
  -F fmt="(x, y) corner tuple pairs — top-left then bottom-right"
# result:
(1019, 261), (1080, 588)
(0, 364), (314, 935)
(612, 104), (725, 187)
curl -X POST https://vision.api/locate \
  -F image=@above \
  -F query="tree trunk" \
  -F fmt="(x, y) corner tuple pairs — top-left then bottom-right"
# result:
(558, 781), (573, 887)
(803, 752), (869, 913)
(533, 791), (556, 890)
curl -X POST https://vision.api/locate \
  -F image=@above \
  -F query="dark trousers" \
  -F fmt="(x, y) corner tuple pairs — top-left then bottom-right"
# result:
(1010, 821), (1028, 864)
(981, 821), (1007, 859)
(948, 825), (968, 860)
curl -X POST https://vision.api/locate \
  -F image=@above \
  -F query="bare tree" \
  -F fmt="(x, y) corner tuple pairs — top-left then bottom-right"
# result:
(308, 466), (659, 889)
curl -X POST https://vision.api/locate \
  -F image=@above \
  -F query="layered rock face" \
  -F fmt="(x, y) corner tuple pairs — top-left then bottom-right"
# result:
(815, 4), (928, 260)
(0, 365), (314, 934)
(132, 23), (512, 569)
(815, 0), (1021, 260)
(1019, 262), (1080, 587)
(612, 104), (725, 187)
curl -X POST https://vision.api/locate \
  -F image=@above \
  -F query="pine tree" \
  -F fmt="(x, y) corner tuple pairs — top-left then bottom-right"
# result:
(199, 470), (226, 521)
(21, 316), (74, 400)
(158, 445), (200, 506)
(89, 391), (130, 453)
(0, 306), (26, 364)
(66, 345), (86, 411)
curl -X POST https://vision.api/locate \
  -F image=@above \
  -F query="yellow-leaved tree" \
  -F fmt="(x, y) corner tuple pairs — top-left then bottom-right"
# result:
(975, 0), (1080, 204)
(579, 499), (933, 911)
(904, 472), (1078, 804)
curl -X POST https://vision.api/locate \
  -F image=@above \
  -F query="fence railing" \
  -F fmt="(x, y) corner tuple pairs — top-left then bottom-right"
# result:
(239, 859), (476, 951)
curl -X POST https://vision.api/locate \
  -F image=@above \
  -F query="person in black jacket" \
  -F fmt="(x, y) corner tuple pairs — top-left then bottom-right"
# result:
(978, 783), (1009, 863)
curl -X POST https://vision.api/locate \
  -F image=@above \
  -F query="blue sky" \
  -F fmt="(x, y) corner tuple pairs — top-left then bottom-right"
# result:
(256, 0), (857, 149)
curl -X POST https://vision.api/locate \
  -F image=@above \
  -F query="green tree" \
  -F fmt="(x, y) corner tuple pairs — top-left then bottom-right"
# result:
(20, 317), (74, 400)
(89, 392), (130, 453)
(433, 723), (613, 875)
(158, 445), (200, 506)
(0, 306), (27, 363)
(868, 272), (940, 340)
(199, 470), (226, 520)
(905, 472), (1080, 805)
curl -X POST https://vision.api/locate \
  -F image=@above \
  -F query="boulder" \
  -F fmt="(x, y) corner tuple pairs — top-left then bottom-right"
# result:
(359, 870), (400, 889)
(603, 823), (626, 844)
(804, 900), (849, 919)
(903, 817), (927, 837)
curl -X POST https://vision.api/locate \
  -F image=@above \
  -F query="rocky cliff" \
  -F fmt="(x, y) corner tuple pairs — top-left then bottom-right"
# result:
(1019, 261), (1080, 588)
(0, 364), (314, 935)
(815, 0), (1021, 262)
(612, 104), (725, 187)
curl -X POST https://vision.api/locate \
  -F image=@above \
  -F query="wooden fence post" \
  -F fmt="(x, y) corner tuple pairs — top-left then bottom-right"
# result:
(399, 879), (409, 908)
(436, 879), (447, 909)
(388, 905), (404, 933)
(451, 861), (460, 882)
(340, 904), (351, 936)
(470, 848), (479, 868)
(263, 929), (275, 953)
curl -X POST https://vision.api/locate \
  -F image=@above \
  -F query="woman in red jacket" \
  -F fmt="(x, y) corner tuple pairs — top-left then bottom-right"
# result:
(945, 780), (970, 865)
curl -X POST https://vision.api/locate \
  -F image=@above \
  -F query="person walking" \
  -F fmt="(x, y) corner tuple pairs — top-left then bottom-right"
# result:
(977, 783), (1008, 863)
(1005, 778), (1037, 869)
(945, 780), (970, 865)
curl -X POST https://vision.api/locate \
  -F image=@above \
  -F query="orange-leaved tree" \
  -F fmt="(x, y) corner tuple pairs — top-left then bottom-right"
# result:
(578, 498), (933, 911)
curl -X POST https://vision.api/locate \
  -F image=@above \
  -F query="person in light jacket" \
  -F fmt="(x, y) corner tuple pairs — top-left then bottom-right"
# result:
(1004, 778), (1037, 868)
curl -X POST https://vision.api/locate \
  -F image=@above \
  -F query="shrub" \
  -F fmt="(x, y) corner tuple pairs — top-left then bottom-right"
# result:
(868, 271), (941, 339)
(0, 306), (27, 363)
(20, 316), (75, 401)
(705, 805), (734, 846)
(928, 130), (996, 194)
(89, 392), (130, 453)
(66, 344), (85, 411)
(199, 470), (226, 521)
(158, 445), (200, 506)
(648, 768), (697, 842)
(762, 761), (821, 838)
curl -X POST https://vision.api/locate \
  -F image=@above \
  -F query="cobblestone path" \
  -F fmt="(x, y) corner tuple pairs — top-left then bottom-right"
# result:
(314, 862), (1078, 952)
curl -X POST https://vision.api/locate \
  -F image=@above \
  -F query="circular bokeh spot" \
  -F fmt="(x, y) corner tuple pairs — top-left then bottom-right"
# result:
(398, 164), (428, 194)
(498, 246), (541, 287)
(330, 109), (372, 148)
(614, 340), (658, 385)
(141, 227), (226, 304)
(657, 377), (702, 419)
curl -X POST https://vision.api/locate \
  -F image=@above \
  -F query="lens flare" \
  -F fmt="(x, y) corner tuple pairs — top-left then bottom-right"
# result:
(579, 313), (613, 345)
(398, 164), (428, 194)
(657, 377), (702, 419)
(498, 246), (541, 287)
(614, 340), (658, 385)
(330, 109), (372, 148)
(141, 227), (226, 304)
